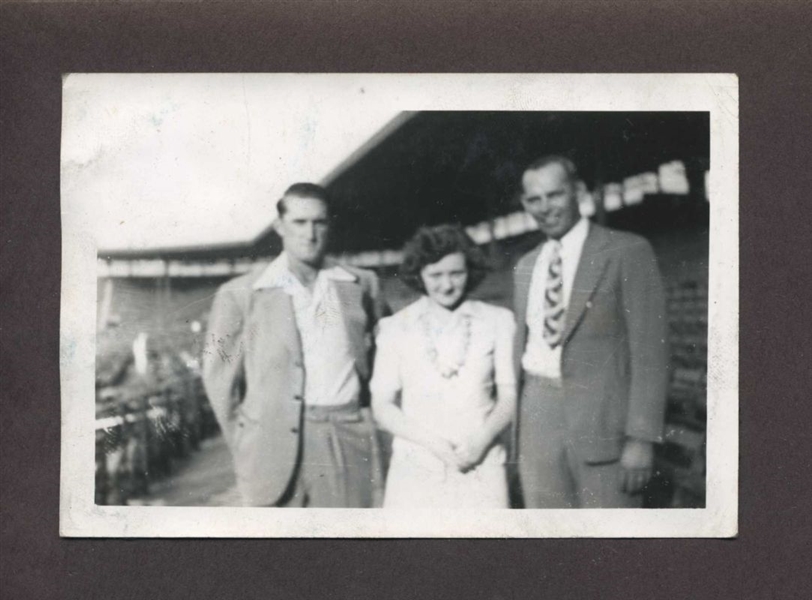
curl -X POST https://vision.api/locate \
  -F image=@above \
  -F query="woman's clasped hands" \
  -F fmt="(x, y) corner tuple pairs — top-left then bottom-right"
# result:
(429, 432), (490, 473)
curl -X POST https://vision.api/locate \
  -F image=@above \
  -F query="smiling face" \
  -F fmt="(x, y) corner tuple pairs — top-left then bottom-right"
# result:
(275, 195), (330, 267)
(420, 252), (469, 310)
(520, 162), (583, 240)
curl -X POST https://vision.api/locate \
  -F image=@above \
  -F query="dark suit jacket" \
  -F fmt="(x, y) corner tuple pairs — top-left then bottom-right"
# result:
(513, 223), (669, 463)
(202, 262), (387, 506)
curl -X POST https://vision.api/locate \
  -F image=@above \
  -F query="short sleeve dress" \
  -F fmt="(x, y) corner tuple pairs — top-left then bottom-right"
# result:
(370, 297), (517, 508)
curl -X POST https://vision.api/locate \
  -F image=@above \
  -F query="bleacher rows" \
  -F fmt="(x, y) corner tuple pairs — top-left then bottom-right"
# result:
(653, 278), (708, 508)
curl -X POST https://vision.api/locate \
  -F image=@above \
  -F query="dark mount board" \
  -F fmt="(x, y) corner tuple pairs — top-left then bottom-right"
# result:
(2, 2), (810, 600)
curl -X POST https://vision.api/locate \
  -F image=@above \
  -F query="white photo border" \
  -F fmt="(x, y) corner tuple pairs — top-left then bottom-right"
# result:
(60, 73), (738, 537)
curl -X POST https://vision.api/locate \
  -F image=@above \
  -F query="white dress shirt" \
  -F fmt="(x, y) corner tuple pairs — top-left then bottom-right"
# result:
(253, 253), (361, 406)
(522, 217), (590, 379)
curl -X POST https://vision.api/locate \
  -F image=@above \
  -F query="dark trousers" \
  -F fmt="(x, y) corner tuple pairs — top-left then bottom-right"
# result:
(518, 374), (641, 509)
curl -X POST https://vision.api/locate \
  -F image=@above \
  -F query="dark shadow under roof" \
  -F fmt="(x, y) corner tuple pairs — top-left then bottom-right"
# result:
(101, 111), (709, 261)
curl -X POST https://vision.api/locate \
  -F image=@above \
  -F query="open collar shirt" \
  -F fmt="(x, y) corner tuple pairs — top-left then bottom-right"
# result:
(253, 253), (361, 406)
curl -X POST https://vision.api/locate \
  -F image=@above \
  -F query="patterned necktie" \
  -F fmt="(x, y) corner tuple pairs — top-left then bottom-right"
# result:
(543, 241), (565, 348)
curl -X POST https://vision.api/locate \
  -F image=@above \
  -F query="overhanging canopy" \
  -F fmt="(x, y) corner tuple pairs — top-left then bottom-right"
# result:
(101, 111), (709, 261)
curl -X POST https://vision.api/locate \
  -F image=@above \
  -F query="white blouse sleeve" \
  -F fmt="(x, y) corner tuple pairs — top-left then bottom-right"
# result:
(493, 308), (517, 386)
(370, 317), (403, 398)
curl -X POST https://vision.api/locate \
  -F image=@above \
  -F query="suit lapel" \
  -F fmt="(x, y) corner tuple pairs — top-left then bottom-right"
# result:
(332, 279), (369, 377)
(562, 225), (610, 345)
(333, 279), (364, 327)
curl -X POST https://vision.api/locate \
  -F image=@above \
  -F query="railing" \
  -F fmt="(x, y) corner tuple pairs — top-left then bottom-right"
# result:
(95, 374), (218, 505)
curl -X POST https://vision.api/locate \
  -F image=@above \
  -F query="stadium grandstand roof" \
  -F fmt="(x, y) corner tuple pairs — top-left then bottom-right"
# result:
(99, 111), (709, 261)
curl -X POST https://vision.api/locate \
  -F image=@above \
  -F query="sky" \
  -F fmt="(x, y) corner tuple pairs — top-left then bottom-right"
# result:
(61, 74), (400, 251)
(62, 73), (729, 253)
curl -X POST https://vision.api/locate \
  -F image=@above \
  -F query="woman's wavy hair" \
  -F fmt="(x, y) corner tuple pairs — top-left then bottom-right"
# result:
(399, 224), (490, 295)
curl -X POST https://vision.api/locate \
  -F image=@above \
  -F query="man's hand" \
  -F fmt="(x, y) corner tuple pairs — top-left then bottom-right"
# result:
(619, 438), (654, 494)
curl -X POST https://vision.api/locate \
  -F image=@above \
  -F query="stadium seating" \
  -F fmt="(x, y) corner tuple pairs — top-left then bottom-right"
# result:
(652, 278), (708, 507)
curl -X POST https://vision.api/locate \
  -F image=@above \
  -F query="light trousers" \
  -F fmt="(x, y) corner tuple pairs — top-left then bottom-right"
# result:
(276, 404), (384, 508)
(518, 374), (641, 509)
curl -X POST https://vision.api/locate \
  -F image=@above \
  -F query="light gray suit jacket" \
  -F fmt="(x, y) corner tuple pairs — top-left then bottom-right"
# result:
(202, 262), (387, 506)
(513, 223), (669, 463)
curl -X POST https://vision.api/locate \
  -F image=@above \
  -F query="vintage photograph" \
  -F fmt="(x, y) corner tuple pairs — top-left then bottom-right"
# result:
(60, 74), (738, 537)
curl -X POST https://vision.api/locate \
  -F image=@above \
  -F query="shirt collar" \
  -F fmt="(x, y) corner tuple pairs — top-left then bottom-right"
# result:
(252, 252), (357, 290)
(548, 216), (590, 253)
(415, 295), (477, 318)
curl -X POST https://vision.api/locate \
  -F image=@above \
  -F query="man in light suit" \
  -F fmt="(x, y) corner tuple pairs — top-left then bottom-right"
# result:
(513, 156), (669, 508)
(203, 183), (388, 507)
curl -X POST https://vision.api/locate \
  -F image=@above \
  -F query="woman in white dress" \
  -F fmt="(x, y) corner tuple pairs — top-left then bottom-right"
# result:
(371, 225), (517, 508)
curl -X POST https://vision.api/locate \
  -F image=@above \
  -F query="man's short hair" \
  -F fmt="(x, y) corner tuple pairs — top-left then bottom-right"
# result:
(277, 182), (331, 218)
(524, 155), (580, 183)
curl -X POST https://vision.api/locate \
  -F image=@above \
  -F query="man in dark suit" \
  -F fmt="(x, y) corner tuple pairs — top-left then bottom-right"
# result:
(203, 183), (388, 507)
(513, 156), (669, 508)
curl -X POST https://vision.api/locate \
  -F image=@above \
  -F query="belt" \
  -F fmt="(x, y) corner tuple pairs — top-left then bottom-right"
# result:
(303, 401), (362, 423)
(523, 372), (564, 389)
